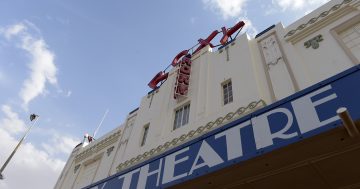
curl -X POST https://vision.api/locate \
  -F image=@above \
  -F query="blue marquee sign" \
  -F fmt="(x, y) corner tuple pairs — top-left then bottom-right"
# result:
(86, 65), (360, 189)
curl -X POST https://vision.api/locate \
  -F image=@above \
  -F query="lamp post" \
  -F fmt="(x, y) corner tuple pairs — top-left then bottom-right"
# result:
(0, 114), (39, 180)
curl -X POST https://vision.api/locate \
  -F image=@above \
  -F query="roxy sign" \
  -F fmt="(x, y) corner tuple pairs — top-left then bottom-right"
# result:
(147, 21), (245, 92)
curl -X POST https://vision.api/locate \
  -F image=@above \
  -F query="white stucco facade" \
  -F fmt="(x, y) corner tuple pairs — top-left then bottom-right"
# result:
(54, 0), (360, 188)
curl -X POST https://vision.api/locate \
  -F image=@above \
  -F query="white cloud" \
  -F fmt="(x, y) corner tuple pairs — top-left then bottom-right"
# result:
(42, 133), (79, 156)
(0, 105), (26, 134)
(56, 89), (72, 98)
(20, 34), (57, 109)
(66, 90), (72, 97)
(0, 105), (79, 189)
(0, 22), (58, 110)
(0, 126), (65, 189)
(202, 0), (248, 20)
(1, 23), (26, 39)
(0, 105), (68, 189)
(239, 17), (258, 38)
(0, 22), (73, 189)
(201, 0), (257, 38)
(271, 0), (330, 12)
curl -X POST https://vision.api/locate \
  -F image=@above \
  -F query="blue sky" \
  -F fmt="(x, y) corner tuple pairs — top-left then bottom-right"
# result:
(0, 0), (329, 188)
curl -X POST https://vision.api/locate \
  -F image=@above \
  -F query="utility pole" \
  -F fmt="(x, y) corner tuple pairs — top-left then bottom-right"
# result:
(0, 114), (39, 180)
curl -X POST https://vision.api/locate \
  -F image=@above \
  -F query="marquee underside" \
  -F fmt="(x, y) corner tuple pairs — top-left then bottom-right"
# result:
(170, 121), (360, 189)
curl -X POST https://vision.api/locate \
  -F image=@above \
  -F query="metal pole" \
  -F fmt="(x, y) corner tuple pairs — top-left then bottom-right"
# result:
(93, 109), (109, 139)
(337, 107), (359, 138)
(0, 115), (39, 180)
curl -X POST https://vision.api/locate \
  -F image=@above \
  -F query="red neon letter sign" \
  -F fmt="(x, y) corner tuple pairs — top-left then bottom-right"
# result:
(220, 27), (229, 46)
(174, 56), (192, 99)
(220, 21), (245, 45)
(172, 50), (189, 67)
(148, 71), (169, 89)
(193, 30), (218, 55)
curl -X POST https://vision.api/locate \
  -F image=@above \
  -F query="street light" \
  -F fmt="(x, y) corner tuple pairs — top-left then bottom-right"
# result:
(0, 114), (39, 180)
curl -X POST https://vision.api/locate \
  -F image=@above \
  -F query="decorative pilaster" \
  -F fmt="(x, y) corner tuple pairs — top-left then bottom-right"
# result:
(259, 33), (298, 100)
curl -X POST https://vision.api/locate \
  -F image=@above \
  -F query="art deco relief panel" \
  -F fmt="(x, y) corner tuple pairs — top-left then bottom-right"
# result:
(261, 34), (283, 70)
(259, 33), (298, 101)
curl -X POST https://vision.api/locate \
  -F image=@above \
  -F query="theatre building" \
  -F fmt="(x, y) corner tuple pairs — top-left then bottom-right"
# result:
(54, 0), (360, 188)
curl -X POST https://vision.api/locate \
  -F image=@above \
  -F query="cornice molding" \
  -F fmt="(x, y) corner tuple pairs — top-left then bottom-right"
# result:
(75, 130), (121, 163)
(285, 0), (355, 43)
(116, 99), (266, 172)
